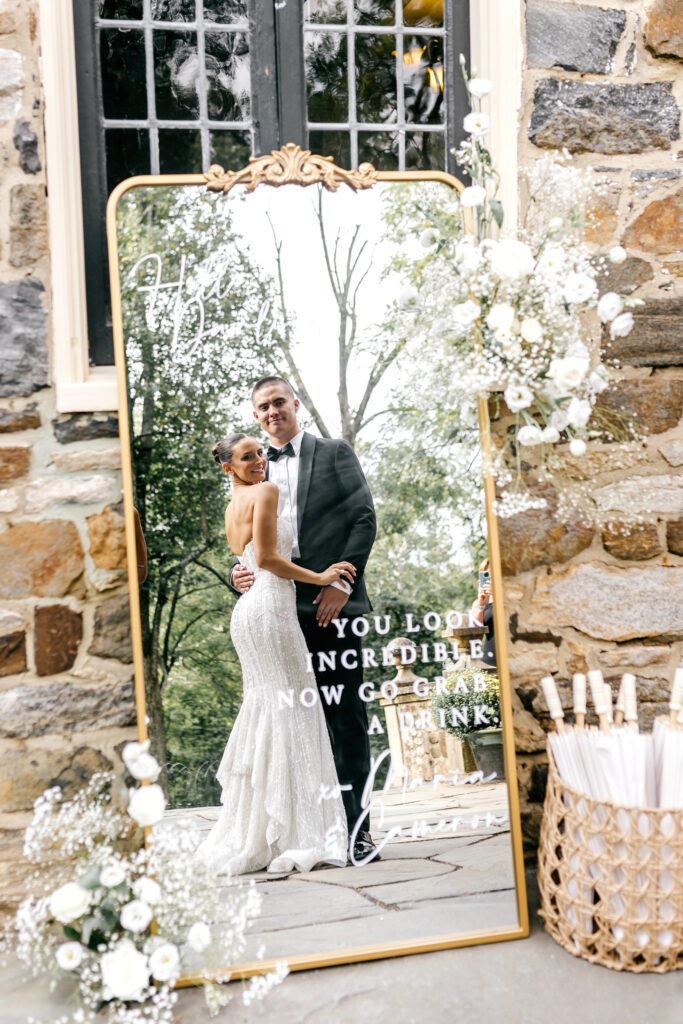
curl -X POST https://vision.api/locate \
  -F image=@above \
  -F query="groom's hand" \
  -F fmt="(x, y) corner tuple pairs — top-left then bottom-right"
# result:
(232, 565), (255, 593)
(313, 586), (349, 628)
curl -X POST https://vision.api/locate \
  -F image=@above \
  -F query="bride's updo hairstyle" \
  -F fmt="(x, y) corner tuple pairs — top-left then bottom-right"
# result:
(211, 433), (248, 468)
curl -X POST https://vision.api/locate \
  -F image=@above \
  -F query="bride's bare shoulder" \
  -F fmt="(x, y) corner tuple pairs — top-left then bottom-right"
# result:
(253, 481), (279, 504)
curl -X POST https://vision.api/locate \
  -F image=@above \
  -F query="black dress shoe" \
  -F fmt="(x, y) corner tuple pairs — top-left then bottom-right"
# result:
(350, 831), (381, 864)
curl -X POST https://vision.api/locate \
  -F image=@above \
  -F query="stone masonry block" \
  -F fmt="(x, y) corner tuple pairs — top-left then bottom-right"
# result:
(528, 80), (680, 154)
(0, 277), (48, 397)
(526, 1), (625, 74)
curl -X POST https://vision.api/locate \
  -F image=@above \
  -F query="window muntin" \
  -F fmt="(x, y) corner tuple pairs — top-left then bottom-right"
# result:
(77, 0), (468, 363)
(303, 0), (447, 170)
(98, 0), (253, 191)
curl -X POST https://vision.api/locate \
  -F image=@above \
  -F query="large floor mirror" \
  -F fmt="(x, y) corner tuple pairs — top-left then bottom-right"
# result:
(107, 145), (528, 979)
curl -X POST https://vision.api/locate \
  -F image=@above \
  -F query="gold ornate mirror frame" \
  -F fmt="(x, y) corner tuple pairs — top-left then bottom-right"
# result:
(106, 145), (529, 985)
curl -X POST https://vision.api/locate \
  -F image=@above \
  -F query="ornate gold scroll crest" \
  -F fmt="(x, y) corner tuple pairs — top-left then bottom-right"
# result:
(203, 142), (378, 195)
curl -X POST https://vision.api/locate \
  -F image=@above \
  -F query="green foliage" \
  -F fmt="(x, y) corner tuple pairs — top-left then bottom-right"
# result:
(118, 186), (280, 804)
(117, 180), (492, 808)
(431, 669), (500, 740)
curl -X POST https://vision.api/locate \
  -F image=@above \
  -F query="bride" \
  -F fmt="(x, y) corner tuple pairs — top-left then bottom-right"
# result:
(197, 432), (351, 874)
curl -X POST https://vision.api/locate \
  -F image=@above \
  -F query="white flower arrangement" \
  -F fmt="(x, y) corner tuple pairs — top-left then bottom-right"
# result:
(396, 57), (644, 521)
(1, 741), (287, 1023)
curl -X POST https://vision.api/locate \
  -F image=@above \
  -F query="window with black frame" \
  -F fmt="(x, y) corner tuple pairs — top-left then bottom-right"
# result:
(74, 0), (469, 363)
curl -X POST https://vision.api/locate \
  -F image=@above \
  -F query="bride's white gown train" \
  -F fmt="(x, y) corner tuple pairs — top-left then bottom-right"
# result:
(197, 519), (347, 874)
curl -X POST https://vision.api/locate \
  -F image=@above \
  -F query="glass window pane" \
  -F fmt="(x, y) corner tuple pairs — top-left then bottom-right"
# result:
(405, 129), (444, 168)
(355, 34), (396, 123)
(105, 128), (150, 193)
(150, 0), (196, 21)
(354, 0), (394, 27)
(402, 0), (443, 28)
(403, 35), (443, 124)
(209, 129), (251, 168)
(358, 130), (398, 168)
(158, 128), (203, 171)
(101, 29), (147, 120)
(305, 32), (348, 123)
(304, 0), (347, 25)
(308, 129), (351, 166)
(99, 0), (143, 17)
(205, 32), (250, 121)
(204, 0), (248, 24)
(154, 32), (200, 120)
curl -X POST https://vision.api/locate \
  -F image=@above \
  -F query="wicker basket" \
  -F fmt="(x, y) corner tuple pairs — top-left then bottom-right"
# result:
(538, 739), (683, 973)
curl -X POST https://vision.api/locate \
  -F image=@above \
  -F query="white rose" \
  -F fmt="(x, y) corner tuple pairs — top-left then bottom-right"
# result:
(597, 291), (623, 324)
(567, 397), (592, 428)
(569, 438), (587, 456)
(455, 237), (481, 274)
(149, 942), (180, 982)
(548, 408), (569, 431)
(563, 272), (598, 305)
(187, 921), (212, 953)
(537, 245), (565, 277)
(609, 245), (627, 264)
(504, 384), (534, 412)
(122, 741), (149, 772)
(56, 942), (84, 971)
(549, 356), (590, 393)
(489, 239), (535, 282)
(133, 877), (161, 906)
(100, 865), (126, 888)
(128, 753), (161, 783)
(127, 784), (166, 827)
(610, 312), (634, 339)
(419, 227), (439, 249)
(120, 899), (153, 934)
(463, 112), (490, 136)
(49, 882), (91, 924)
(520, 317), (543, 344)
(100, 939), (150, 1003)
(460, 185), (487, 208)
(453, 299), (481, 328)
(589, 368), (609, 394)
(468, 77), (491, 98)
(517, 424), (543, 446)
(399, 284), (419, 308)
(487, 302), (515, 336)
(431, 317), (451, 339)
(564, 340), (590, 361)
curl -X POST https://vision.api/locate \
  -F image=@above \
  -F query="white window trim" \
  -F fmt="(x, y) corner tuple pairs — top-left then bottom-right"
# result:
(39, 0), (118, 413)
(40, 0), (521, 415)
(470, 0), (522, 230)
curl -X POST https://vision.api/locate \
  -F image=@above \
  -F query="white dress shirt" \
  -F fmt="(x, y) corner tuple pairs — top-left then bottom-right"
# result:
(267, 431), (350, 595)
(267, 430), (304, 557)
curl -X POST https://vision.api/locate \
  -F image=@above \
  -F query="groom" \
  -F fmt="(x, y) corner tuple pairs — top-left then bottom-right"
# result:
(231, 375), (378, 863)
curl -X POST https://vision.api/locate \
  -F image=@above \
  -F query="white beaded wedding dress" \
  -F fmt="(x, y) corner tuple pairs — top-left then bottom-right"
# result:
(197, 518), (348, 874)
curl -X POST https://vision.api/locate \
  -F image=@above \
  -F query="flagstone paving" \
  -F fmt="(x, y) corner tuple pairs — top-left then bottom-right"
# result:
(165, 780), (518, 964)
(3, 873), (681, 1024)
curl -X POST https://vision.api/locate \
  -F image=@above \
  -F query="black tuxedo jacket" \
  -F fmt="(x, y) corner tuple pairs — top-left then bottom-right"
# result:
(231, 432), (377, 619)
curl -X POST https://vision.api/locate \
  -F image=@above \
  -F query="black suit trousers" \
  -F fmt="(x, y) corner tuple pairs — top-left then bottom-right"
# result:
(298, 616), (371, 835)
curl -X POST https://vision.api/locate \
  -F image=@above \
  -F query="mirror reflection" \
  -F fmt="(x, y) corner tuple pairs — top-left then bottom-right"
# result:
(116, 176), (520, 965)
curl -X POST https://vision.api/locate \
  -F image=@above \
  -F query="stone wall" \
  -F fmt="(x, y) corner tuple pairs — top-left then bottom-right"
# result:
(507, 0), (683, 851)
(0, 1), (135, 912)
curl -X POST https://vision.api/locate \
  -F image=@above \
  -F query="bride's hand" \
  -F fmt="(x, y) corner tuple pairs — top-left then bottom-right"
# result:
(317, 562), (356, 587)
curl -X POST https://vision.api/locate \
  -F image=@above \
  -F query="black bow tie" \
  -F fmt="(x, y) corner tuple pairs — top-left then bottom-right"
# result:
(267, 442), (295, 462)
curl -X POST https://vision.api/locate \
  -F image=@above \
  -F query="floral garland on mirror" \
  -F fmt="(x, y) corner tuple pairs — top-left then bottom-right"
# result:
(1, 742), (287, 1024)
(409, 59), (644, 523)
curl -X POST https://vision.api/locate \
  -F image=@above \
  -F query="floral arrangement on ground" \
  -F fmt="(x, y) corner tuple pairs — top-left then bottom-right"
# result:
(0, 742), (287, 1024)
(395, 59), (645, 526)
